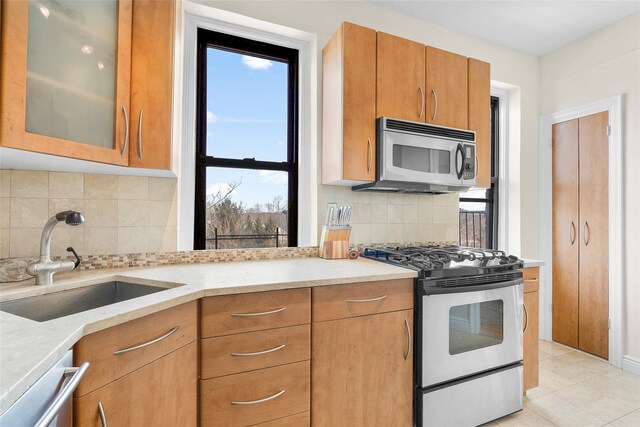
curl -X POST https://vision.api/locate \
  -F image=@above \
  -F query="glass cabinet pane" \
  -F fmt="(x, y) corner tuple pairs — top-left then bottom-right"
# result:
(25, 0), (118, 148)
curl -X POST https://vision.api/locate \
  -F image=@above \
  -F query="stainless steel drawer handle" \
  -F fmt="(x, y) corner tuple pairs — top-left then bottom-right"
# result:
(570, 221), (576, 245)
(418, 86), (425, 118)
(523, 303), (529, 333)
(583, 221), (591, 246)
(367, 138), (372, 173)
(113, 326), (179, 355)
(231, 307), (286, 317)
(121, 106), (129, 157)
(524, 278), (539, 283)
(231, 389), (285, 405)
(97, 402), (108, 427)
(34, 362), (90, 427)
(137, 109), (143, 159)
(404, 318), (411, 361)
(431, 89), (438, 121)
(346, 295), (387, 303)
(232, 344), (286, 357)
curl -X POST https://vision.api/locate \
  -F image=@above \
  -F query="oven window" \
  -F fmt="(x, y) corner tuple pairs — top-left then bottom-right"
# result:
(449, 300), (504, 355)
(392, 145), (450, 174)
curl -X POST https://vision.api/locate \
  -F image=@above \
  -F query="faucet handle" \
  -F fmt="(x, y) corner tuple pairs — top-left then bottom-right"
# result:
(66, 247), (81, 270)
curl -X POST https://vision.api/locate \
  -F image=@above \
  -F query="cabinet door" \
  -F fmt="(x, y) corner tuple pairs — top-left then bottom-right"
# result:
(468, 58), (491, 188)
(74, 341), (197, 427)
(552, 119), (579, 348)
(129, 0), (175, 169)
(523, 290), (539, 391)
(425, 47), (468, 129)
(578, 111), (609, 359)
(322, 22), (376, 184)
(312, 310), (413, 427)
(376, 32), (425, 122)
(0, 0), (132, 165)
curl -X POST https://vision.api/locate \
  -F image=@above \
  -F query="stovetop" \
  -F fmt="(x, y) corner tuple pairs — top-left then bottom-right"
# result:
(362, 245), (524, 279)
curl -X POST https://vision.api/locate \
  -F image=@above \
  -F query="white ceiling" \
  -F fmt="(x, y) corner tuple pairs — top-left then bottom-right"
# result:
(370, 1), (640, 56)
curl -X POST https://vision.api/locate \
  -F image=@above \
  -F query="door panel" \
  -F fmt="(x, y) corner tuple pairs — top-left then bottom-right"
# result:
(578, 111), (609, 359)
(425, 46), (468, 129)
(468, 58), (491, 188)
(312, 310), (413, 426)
(342, 23), (376, 182)
(376, 32), (425, 122)
(552, 119), (579, 348)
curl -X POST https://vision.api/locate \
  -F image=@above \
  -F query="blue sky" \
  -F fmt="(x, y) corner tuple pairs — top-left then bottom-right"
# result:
(205, 48), (289, 208)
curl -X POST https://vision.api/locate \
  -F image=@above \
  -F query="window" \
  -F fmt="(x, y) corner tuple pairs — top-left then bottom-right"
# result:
(459, 97), (499, 249)
(194, 29), (298, 250)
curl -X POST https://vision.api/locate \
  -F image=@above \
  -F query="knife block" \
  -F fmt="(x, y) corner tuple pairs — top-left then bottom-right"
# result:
(318, 225), (351, 259)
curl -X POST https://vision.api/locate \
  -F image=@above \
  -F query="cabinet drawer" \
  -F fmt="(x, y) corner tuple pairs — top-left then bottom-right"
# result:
(200, 361), (310, 427)
(201, 324), (310, 379)
(74, 341), (197, 427)
(74, 301), (197, 396)
(312, 279), (413, 322)
(251, 412), (309, 427)
(523, 267), (540, 293)
(201, 289), (310, 338)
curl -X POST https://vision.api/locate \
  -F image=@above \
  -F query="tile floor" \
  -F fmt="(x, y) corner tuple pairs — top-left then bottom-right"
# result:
(487, 340), (640, 426)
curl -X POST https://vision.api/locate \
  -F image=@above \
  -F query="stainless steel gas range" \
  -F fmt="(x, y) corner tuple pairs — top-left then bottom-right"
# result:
(363, 246), (525, 427)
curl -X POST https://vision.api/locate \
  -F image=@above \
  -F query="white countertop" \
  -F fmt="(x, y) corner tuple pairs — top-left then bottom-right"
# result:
(0, 257), (416, 414)
(521, 258), (545, 268)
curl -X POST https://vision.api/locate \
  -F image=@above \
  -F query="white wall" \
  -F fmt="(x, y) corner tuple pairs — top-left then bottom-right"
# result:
(190, 0), (540, 252)
(539, 12), (640, 361)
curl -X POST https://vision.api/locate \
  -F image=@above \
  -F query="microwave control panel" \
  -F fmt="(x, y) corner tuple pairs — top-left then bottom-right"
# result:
(463, 144), (476, 180)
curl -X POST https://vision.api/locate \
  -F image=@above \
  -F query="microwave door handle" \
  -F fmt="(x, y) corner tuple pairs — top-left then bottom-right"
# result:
(455, 143), (464, 180)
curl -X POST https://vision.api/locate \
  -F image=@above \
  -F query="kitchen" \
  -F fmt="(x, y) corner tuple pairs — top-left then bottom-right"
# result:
(0, 0), (639, 426)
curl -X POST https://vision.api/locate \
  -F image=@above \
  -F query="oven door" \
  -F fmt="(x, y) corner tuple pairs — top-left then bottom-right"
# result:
(379, 130), (463, 186)
(419, 281), (523, 388)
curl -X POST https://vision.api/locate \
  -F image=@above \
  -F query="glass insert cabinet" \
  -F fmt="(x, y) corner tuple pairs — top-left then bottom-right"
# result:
(0, 0), (174, 169)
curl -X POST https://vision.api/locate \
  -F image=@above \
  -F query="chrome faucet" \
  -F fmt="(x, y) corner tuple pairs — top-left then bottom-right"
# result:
(27, 210), (85, 285)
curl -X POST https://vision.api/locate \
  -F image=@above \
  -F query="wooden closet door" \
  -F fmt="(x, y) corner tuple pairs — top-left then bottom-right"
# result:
(376, 32), (425, 122)
(552, 119), (579, 348)
(578, 111), (609, 359)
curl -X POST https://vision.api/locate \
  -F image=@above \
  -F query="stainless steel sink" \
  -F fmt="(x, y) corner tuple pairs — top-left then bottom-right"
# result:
(0, 281), (170, 322)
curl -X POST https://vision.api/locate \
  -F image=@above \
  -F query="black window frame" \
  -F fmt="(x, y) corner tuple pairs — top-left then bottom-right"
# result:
(459, 96), (499, 249)
(194, 29), (299, 250)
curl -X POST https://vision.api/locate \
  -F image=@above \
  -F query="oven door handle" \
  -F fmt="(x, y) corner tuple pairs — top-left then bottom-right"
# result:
(422, 278), (523, 295)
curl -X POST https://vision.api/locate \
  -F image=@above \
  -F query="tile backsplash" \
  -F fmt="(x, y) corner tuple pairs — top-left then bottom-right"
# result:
(0, 170), (177, 259)
(318, 185), (459, 245)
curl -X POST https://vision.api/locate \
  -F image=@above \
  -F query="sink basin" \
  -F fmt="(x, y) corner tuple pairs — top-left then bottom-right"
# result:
(0, 281), (170, 322)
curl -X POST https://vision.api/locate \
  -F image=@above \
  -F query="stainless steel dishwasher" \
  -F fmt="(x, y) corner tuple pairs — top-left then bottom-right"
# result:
(0, 351), (89, 427)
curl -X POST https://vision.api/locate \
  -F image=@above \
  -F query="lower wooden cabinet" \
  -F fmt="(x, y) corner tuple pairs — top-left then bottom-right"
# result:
(200, 361), (310, 427)
(74, 341), (197, 426)
(523, 267), (540, 392)
(311, 309), (413, 426)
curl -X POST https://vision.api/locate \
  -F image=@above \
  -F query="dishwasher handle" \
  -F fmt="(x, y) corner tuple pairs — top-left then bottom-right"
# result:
(34, 362), (90, 427)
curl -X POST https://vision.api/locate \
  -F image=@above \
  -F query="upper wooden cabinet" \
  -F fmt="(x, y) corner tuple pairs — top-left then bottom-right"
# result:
(376, 32), (425, 122)
(468, 58), (491, 188)
(0, 0), (173, 169)
(322, 22), (491, 188)
(426, 46), (468, 129)
(128, 0), (174, 169)
(322, 22), (376, 184)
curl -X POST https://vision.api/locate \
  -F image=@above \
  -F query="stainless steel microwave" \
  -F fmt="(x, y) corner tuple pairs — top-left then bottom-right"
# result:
(352, 117), (476, 193)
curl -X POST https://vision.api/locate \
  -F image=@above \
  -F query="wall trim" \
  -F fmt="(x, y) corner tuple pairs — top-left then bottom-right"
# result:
(490, 86), (510, 254)
(538, 94), (624, 368)
(622, 356), (640, 376)
(176, 1), (317, 250)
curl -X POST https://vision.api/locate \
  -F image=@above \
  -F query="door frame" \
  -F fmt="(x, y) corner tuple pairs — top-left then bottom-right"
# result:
(538, 95), (624, 368)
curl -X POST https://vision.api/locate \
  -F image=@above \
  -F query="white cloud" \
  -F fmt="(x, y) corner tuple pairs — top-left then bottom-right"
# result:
(242, 55), (273, 70)
(259, 170), (287, 185)
(206, 111), (217, 123)
(207, 182), (238, 197)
